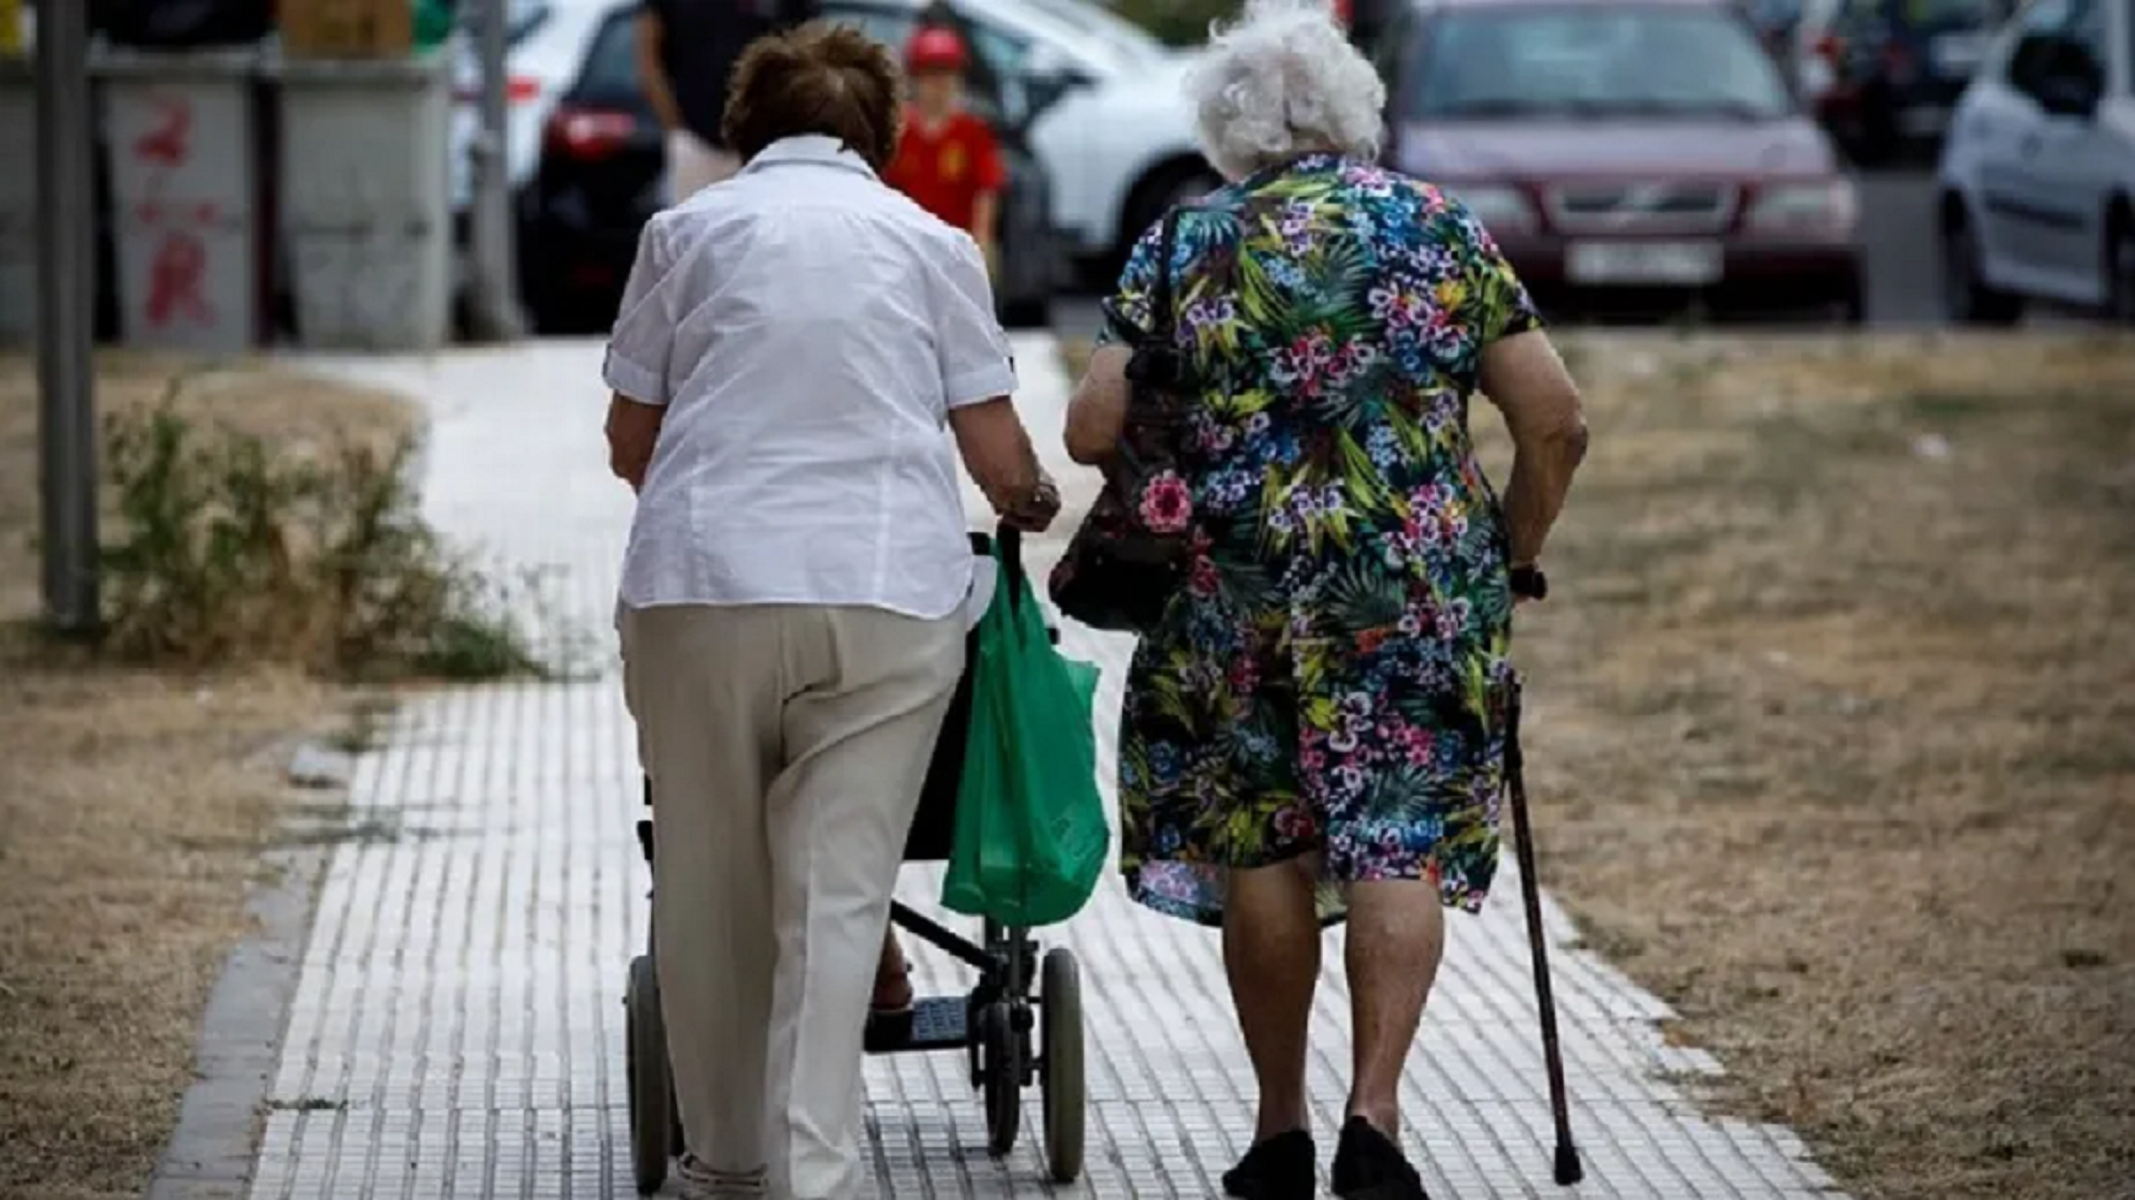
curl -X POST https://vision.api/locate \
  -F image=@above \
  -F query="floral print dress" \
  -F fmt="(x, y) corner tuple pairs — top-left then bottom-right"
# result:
(1101, 154), (1543, 927)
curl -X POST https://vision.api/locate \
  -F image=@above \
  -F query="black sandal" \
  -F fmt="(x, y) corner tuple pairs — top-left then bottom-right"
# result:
(1331, 1117), (1429, 1200)
(1223, 1129), (1317, 1200)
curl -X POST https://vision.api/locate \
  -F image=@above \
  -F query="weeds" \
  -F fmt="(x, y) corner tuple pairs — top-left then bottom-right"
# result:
(92, 377), (541, 681)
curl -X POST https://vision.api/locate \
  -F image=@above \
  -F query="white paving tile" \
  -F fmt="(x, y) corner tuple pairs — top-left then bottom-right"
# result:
(252, 335), (1846, 1199)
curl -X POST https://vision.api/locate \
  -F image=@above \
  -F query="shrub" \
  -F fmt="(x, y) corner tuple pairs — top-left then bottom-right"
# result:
(92, 380), (540, 681)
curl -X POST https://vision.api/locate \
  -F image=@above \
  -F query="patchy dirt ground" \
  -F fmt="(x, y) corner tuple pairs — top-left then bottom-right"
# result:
(1061, 330), (2135, 1200)
(0, 356), (416, 1200)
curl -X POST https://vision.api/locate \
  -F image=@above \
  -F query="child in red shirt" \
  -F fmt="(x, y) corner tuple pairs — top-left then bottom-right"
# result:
(884, 26), (1006, 270)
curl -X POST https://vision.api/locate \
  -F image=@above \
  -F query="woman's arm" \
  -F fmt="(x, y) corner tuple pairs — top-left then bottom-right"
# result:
(950, 398), (1059, 531)
(606, 393), (666, 492)
(1063, 343), (1131, 465)
(1477, 330), (1589, 567)
(970, 190), (1001, 274)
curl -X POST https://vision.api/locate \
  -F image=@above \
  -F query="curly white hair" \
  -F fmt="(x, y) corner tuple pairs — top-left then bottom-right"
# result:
(1183, 0), (1387, 181)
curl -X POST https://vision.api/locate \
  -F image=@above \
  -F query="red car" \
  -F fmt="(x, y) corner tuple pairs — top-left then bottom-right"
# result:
(1370, 0), (1867, 322)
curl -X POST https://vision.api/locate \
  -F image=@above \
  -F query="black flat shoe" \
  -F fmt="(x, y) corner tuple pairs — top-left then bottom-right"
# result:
(1223, 1129), (1317, 1200)
(1330, 1117), (1429, 1200)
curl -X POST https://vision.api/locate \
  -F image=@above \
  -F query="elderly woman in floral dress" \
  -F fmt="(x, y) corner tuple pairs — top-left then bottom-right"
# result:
(1062, 2), (1589, 1198)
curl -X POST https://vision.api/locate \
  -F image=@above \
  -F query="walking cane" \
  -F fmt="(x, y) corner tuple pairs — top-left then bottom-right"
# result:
(1505, 678), (1584, 1186)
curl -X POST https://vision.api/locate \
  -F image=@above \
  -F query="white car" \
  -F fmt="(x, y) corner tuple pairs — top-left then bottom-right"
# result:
(1937, 0), (2135, 323)
(889, 0), (1220, 264)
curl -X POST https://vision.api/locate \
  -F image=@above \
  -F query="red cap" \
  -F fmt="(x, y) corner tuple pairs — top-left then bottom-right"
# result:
(905, 26), (968, 72)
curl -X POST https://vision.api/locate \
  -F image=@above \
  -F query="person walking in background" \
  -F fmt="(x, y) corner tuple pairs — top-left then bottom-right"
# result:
(882, 25), (1006, 273)
(636, 0), (820, 202)
(1060, 1), (1588, 1197)
(603, 23), (1058, 1200)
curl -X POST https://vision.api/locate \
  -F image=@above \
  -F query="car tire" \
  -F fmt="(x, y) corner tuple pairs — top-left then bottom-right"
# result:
(1939, 209), (2021, 327)
(2105, 208), (2135, 325)
(1121, 161), (1222, 257)
(1000, 295), (1052, 330)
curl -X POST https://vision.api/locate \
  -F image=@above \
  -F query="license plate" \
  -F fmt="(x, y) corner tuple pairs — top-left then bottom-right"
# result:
(1565, 241), (1724, 286)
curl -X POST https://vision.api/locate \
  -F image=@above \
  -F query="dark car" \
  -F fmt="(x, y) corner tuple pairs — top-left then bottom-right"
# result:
(1795, 0), (2015, 163)
(1369, 0), (1866, 322)
(517, 0), (1062, 332)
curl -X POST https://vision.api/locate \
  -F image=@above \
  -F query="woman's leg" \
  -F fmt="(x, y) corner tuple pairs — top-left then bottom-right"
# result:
(1341, 880), (1446, 1132)
(761, 606), (963, 1200)
(623, 605), (786, 1184)
(1222, 856), (1323, 1141)
(873, 931), (913, 1010)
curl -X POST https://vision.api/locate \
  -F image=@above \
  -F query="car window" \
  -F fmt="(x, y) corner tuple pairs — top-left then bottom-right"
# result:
(2003, 0), (2106, 100)
(1406, 4), (1796, 119)
(572, 8), (642, 104)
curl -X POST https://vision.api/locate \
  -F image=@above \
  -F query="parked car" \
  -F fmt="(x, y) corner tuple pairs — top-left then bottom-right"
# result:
(1369, 0), (1866, 322)
(1791, 0), (2015, 162)
(516, 0), (1063, 331)
(1936, 0), (2134, 323)
(442, 0), (613, 311)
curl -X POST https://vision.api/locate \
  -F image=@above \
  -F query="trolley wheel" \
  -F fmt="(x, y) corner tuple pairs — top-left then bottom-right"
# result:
(979, 1001), (1022, 1158)
(1040, 948), (1086, 1183)
(626, 955), (675, 1195)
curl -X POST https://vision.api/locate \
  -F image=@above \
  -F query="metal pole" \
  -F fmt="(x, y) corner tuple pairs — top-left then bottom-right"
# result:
(35, 0), (101, 634)
(465, 0), (525, 340)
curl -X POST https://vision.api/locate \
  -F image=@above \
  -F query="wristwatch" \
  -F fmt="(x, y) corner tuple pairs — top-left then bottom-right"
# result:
(1510, 563), (1548, 601)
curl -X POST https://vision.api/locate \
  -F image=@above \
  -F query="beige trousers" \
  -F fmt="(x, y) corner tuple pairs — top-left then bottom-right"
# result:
(666, 128), (742, 204)
(621, 603), (964, 1200)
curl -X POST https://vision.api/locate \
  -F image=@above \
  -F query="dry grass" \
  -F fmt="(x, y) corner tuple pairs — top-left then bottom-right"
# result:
(1501, 330), (2135, 1200)
(0, 354), (417, 1200)
(1060, 330), (2135, 1200)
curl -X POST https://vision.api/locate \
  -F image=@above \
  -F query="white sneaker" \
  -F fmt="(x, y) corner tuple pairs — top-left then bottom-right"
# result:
(675, 1154), (767, 1200)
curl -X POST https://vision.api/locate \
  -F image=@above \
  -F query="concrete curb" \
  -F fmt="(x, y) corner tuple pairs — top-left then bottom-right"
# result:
(144, 827), (329, 1200)
(144, 731), (363, 1199)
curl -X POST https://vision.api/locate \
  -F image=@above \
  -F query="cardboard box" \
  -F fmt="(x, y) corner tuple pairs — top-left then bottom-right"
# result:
(280, 0), (414, 59)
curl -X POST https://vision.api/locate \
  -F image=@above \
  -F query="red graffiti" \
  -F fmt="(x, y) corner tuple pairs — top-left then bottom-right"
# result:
(191, 201), (218, 223)
(133, 96), (193, 168)
(135, 200), (165, 224)
(146, 230), (214, 328)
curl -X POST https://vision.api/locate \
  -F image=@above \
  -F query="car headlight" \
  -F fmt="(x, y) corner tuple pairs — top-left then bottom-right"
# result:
(1746, 179), (1859, 234)
(1447, 184), (1539, 236)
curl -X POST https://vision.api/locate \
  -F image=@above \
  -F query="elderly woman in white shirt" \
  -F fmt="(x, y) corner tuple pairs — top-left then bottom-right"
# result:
(601, 24), (1058, 1200)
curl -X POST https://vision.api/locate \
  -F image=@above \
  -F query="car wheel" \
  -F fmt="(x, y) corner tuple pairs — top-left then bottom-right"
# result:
(1939, 209), (2021, 326)
(1121, 161), (1222, 256)
(2105, 209), (2135, 325)
(1000, 295), (1051, 330)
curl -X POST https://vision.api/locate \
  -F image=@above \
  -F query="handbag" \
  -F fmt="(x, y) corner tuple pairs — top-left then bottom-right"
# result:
(1046, 206), (1197, 633)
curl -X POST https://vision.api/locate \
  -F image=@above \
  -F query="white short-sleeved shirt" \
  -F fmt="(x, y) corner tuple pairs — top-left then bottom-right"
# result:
(602, 135), (1016, 623)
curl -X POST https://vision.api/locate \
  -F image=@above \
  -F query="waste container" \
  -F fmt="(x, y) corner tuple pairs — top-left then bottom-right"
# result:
(0, 53), (35, 346)
(273, 48), (452, 350)
(97, 44), (269, 353)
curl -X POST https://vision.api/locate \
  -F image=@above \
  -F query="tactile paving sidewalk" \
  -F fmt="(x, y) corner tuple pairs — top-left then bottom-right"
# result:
(251, 337), (1846, 1200)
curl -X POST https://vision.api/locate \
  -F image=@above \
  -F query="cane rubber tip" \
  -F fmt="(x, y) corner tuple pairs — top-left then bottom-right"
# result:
(1552, 1143), (1584, 1186)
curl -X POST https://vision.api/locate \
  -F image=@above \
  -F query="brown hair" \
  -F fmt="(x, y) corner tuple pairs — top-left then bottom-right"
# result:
(721, 22), (904, 172)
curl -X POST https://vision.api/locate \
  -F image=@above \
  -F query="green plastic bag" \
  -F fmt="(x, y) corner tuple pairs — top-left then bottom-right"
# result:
(940, 549), (1108, 927)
